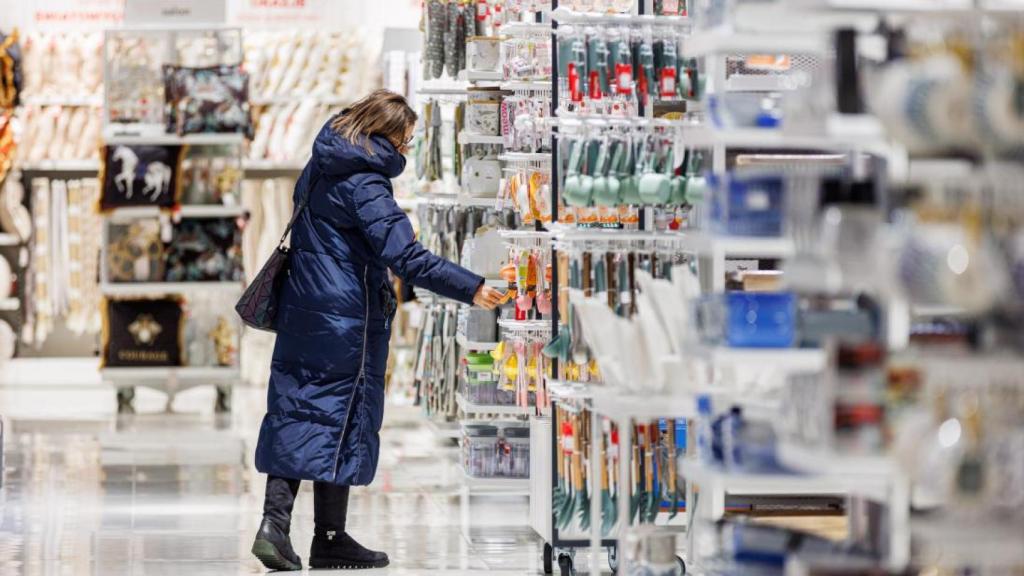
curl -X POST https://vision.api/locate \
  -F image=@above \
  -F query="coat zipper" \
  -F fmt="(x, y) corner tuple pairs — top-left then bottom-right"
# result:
(331, 265), (371, 481)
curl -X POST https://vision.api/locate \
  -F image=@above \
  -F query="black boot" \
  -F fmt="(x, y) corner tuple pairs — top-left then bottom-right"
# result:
(310, 482), (389, 570)
(252, 476), (303, 571)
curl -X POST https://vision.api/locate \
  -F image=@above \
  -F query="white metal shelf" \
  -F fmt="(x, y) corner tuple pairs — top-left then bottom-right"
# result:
(498, 319), (553, 332)
(458, 132), (506, 146)
(499, 81), (553, 92)
(551, 6), (690, 26)
(590, 388), (696, 421)
(684, 31), (828, 57)
(547, 379), (597, 400)
(455, 392), (532, 416)
(456, 332), (499, 351)
(100, 366), (240, 381)
(104, 205), (246, 222)
(685, 120), (888, 154)
(250, 95), (351, 106)
(104, 132), (246, 146)
(778, 438), (892, 479)
(699, 346), (827, 373)
(415, 192), (498, 209)
(19, 160), (101, 172)
(20, 95), (103, 107)
(498, 152), (552, 163)
(100, 281), (244, 296)
(462, 469), (531, 493)
(679, 459), (850, 497)
(242, 159), (306, 172)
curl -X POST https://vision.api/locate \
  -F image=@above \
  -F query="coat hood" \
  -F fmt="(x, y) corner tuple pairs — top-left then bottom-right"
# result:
(312, 118), (406, 179)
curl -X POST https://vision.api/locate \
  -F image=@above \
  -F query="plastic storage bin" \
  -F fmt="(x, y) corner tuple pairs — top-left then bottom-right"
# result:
(503, 426), (530, 478)
(709, 172), (785, 237)
(464, 424), (499, 478)
(465, 354), (497, 405)
(724, 292), (797, 348)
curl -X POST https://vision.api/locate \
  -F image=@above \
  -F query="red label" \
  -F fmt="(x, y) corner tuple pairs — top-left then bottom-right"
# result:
(615, 63), (633, 95)
(659, 68), (677, 98)
(568, 63), (583, 103)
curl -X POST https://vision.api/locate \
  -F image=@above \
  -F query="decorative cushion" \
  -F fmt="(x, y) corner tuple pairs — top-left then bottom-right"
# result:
(100, 144), (184, 210)
(103, 298), (184, 367)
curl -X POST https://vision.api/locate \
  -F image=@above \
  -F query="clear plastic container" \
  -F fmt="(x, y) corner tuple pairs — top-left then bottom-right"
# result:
(504, 427), (531, 478)
(464, 425), (499, 478)
(466, 361), (497, 405)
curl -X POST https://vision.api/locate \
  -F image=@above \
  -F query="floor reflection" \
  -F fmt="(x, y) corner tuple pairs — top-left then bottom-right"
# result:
(0, 366), (545, 575)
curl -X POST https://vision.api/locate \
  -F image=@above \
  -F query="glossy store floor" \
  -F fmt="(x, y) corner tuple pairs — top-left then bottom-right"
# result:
(0, 359), (547, 575)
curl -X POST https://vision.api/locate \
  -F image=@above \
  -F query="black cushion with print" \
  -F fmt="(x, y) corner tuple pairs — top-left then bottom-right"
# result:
(104, 298), (184, 367)
(163, 64), (253, 137)
(101, 145), (184, 210)
(164, 217), (244, 282)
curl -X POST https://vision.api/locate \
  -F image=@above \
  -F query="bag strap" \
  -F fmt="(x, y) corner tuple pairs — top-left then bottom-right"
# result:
(278, 169), (320, 249)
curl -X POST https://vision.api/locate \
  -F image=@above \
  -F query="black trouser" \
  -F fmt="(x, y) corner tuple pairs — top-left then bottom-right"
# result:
(263, 475), (350, 534)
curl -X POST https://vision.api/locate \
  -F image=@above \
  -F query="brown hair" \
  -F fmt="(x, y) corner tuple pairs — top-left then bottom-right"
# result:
(331, 89), (417, 154)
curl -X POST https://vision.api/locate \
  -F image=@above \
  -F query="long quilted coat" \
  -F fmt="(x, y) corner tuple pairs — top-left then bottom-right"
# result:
(255, 120), (484, 485)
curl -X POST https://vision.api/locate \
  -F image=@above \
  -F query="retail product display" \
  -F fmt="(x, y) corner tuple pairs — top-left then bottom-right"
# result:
(244, 31), (378, 104)
(462, 423), (531, 478)
(106, 216), (242, 284)
(163, 64), (252, 137)
(18, 31), (102, 102)
(15, 105), (102, 164)
(102, 297), (184, 367)
(0, 111), (14, 184)
(105, 28), (243, 131)
(247, 102), (342, 164)
(99, 145), (185, 210)
(22, 178), (102, 347)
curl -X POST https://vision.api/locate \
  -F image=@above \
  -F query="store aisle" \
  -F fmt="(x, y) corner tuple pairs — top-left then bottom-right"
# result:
(0, 360), (545, 575)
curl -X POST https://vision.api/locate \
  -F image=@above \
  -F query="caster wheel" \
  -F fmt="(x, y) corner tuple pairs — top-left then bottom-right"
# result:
(215, 386), (232, 413)
(609, 544), (619, 574)
(557, 553), (574, 576)
(543, 543), (553, 575)
(116, 387), (136, 414)
(676, 555), (686, 574)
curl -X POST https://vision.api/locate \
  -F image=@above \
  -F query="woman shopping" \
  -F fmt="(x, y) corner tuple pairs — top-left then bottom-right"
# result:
(251, 90), (504, 571)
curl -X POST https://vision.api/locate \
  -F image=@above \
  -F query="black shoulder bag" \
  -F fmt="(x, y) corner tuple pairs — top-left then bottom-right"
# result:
(235, 174), (316, 332)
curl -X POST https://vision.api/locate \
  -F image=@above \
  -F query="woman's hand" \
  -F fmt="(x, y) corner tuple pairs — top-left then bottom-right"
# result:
(473, 285), (504, 310)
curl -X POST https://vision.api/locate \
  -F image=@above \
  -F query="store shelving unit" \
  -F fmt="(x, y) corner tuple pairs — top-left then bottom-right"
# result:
(455, 392), (534, 417)
(98, 26), (247, 414)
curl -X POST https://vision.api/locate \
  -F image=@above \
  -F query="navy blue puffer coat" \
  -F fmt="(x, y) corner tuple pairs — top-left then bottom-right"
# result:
(255, 120), (484, 485)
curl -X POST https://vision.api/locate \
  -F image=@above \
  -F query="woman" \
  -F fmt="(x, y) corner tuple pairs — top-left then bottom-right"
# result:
(251, 90), (504, 571)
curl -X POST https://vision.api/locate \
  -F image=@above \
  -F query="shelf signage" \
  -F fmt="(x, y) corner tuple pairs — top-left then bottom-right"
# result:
(124, 0), (227, 24)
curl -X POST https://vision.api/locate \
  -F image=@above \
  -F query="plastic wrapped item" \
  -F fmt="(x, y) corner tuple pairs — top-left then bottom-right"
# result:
(465, 353), (497, 405)
(724, 292), (796, 348)
(708, 93), (782, 130)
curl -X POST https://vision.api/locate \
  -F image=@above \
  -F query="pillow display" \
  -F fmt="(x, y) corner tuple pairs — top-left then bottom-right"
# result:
(103, 298), (184, 367)
(164, 217), (244, 283)
(100, 144), (184, 210)
(1, 177), (31, 241)
(163, 64), (253, 137)
(106, 220), (165, 283)
(16, 105), (102, 164)
(244, 30), (377, 103)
